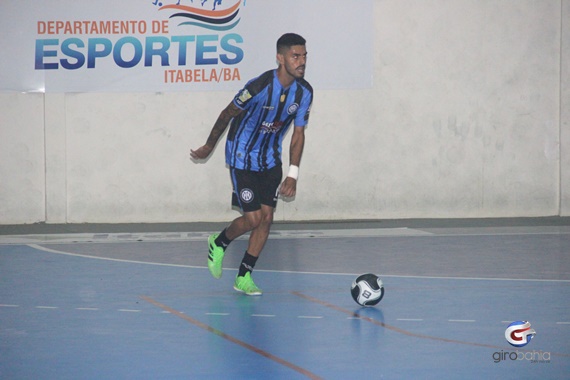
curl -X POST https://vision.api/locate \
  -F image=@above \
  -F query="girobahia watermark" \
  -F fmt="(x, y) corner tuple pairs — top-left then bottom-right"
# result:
(493, 320), (550, 363)
(492, 350), (550, 364)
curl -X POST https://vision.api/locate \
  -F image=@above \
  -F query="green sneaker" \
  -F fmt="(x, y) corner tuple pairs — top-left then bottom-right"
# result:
(233, 272), (262, 296)
(207, 234), (225, 279)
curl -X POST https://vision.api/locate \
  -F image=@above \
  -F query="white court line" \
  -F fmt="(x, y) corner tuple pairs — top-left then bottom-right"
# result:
(28, 243), (205, 269)
(3, 302), (567, 326)
(25, 244), (570, 283)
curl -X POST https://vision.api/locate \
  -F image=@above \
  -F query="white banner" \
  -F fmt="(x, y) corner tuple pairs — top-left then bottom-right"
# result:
(0, 0), (372, 92)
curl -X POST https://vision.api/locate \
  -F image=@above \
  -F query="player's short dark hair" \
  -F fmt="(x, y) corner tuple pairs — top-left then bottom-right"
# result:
(277, 33), (306, 54)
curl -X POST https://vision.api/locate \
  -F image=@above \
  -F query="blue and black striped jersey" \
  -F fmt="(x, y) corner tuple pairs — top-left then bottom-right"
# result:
(225, 69), (313, 171)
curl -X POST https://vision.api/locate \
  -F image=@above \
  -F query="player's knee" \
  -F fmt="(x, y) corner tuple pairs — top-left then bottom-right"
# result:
(244, 207), (273, 231)
(244, 212), (262, 230)
(260, 211), (273, 227)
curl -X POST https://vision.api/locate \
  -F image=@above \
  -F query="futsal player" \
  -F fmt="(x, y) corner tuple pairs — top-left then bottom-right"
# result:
(190, 33), (313, 295)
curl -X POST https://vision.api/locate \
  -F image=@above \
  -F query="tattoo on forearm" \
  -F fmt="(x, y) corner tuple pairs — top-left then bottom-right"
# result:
(206, 118), (228, 147)
(205, 107), (239, 148)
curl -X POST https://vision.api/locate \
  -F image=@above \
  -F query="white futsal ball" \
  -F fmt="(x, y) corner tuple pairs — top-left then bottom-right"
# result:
(351, 273), (384, 306)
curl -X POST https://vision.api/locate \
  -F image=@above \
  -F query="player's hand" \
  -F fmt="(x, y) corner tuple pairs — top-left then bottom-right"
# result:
(190, 145), (213, 160)
(279, 177), (297, 198)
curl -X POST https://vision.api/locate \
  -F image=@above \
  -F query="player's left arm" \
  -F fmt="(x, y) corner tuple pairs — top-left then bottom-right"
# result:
(279, 125), (305, 198)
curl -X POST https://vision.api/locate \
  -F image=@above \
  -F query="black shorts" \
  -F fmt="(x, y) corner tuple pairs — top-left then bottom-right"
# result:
(230, 166), (282, 212)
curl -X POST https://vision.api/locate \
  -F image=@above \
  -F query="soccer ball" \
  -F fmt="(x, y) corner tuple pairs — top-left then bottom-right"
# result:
(351, 273), (384, 306)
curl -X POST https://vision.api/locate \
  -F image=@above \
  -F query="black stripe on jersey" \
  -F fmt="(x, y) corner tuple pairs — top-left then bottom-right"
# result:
(296, 78), (314, 124)
(246, 91), (272, 170)
(259, 87), (289, 170)
(270, 83), (306, 165)
(267, 88), (292, 167)
(293, 81), (306, 110)
(227, 112), (245, 142)
(245, 78), (274, 170)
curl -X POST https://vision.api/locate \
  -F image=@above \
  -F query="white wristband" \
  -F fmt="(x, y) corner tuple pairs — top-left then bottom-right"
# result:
(287, 165), (299, 180)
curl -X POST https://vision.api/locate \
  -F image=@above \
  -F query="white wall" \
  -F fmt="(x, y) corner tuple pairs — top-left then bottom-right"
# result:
(1, 0), (568, 224)
(0, 93), (45, 223)
(562, 0), (570, 215)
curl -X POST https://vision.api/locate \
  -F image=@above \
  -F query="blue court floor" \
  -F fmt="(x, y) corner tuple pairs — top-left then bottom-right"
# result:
(1, 218), (569, 379)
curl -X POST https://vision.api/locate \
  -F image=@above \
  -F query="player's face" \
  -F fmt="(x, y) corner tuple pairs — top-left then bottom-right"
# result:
(278, 45), (307, 79)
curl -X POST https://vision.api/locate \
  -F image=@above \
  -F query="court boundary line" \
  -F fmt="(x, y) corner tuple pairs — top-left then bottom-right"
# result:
(25, 243), (570, 283)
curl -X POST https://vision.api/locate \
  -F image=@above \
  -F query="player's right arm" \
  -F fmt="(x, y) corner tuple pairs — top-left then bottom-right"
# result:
(190, 102), (243, 160)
